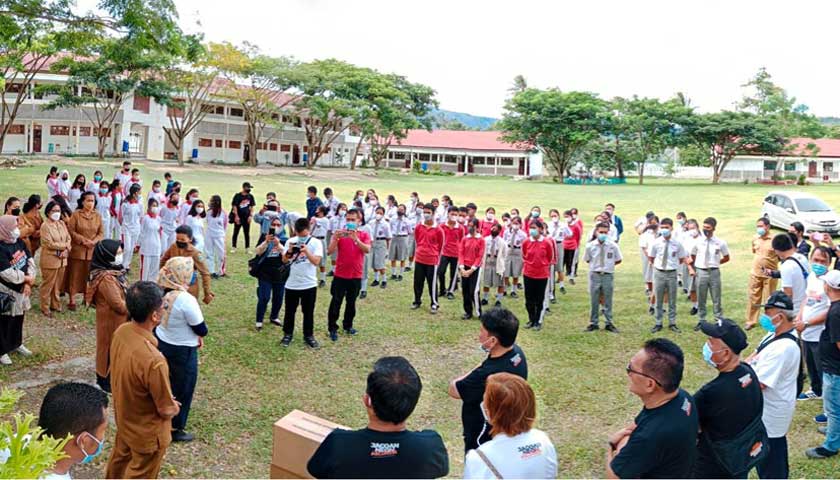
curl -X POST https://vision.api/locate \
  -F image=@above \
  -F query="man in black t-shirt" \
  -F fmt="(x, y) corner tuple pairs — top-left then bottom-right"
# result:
(231, 182), (256, 251)
(307, 356), (448, 479)
(806, 270), (840, 459)
(693, 318), (764, 477)
(607, 338), (699, 479)
(448, 307), (528, 453)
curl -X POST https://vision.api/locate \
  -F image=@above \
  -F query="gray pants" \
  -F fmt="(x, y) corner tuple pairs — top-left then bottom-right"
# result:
(589, 272), (614, 326)
(696, 268), (722, 322)
(653, 269), (678, 326)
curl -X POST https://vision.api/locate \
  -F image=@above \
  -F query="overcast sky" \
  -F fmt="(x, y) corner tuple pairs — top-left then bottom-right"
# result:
(80, 0), (840, 119)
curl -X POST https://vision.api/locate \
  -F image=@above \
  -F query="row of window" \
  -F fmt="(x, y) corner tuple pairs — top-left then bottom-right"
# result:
(387, 151), (519, 167)
(1, 125), (109, 136)
(196, 138), (331, 153)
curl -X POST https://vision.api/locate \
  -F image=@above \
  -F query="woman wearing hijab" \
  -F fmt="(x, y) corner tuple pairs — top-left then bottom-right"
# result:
(19, 195), (43, 256)
(0, 215), (36, 365)
(85, 239), (128, 392)
(65, 192), (104, 311)
(39, 201), (72, 317)
(156, 256), (208, 443)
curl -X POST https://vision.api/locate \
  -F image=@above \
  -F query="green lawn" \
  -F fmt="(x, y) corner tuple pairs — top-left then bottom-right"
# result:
(2, 158), (838, 478)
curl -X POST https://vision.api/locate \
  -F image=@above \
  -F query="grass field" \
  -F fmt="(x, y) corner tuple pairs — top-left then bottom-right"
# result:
(1, 157), (838, 478)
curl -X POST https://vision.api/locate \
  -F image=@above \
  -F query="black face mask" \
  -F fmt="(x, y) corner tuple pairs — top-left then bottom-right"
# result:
(175, 241), (188, 249)
(11, 208), (20, 216)
(703, 229), (713, 238)
(491, 230), (500, 238)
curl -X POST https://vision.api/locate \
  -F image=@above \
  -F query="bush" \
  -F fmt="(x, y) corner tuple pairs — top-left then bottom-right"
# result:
(0, 388), (69, 479)
(797, 174), (807, 186)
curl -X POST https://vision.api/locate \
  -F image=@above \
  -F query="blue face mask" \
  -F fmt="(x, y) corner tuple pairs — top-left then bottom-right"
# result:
(756, 227), (767, 236)
(660, 228), (671, 238)
(529, 228), (539, 238)
(702, 342), (718, 368)
(345, 222), (357, 231)
(811, 263), (828, 276)
(597, 233), (608, 243)
(78, 432), (104, 464)
(298, 235), (309, 243)
(759, 313), (776, 332)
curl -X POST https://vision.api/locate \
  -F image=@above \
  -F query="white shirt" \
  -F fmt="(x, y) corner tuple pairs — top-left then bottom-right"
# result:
(155, 292), (204, 347)
(310, 217), (329, 238)
(680, 229), (700, 252)
(690, 235), (730, 269)
(95, 193), (112, 222)
(67, 188), (82, 211)
(584, 239), (622, 273)
(284, 236), (324, 290)
(463, 429), (557, 480)
(639, 229), (655, 248)
(206, 211), (227, 238)
(139, 214), (161, 256)
(390, 216), (412, 236)
(160, 205), (179, 233)
(547, 220), (572, 242)
(801, 274), (829, 342)
(750, 332), (801, 438)
(120, 201), (143, 231)
(648, 236), (686, 271)
(370, 219), (392, 239)
(185, 215), (205, 241)
(780, 253), (810, 314)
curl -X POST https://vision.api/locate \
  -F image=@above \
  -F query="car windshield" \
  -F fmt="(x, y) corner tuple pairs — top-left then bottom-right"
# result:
(795, 198), (832, 212)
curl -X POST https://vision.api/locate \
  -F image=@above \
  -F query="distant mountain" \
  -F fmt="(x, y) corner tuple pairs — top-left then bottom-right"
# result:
(430, 109), (499, 131)
(820, 116), (840, 125)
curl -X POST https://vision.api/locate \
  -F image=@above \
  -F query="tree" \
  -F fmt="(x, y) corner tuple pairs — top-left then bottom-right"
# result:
(684, 111), (785, 183)
(738, 67), (827, 138)
(499, 87), (608, 181)
(509, 75), (528, 94)
(212, 42), (298, 167)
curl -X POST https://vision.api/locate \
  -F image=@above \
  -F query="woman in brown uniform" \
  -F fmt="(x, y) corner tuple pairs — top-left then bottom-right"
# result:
(19, 195), (43, 256)
(160, 225), (215, 305)
(39, 200), (72, 317)
(66, 191), (103, 310)
(85, 239), (128, 392)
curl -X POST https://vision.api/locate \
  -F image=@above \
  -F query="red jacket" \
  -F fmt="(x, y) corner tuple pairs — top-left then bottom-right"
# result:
(563, 221), (582, 250)
(523, 237), (554, 279)
(440, 223), (465, 258)
(414, 223), (445, 266)
(458, 235), (485, 267)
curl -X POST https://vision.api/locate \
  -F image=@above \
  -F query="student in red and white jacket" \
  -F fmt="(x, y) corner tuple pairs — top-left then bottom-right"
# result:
(438, 207), (464, 299)
(522, 219), (555, 330)
(412, 203), (445, 313)
(458, 218), (486, 320)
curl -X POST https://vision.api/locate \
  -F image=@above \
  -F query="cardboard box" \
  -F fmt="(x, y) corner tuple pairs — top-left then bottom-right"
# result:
(271, 410), (347, 479)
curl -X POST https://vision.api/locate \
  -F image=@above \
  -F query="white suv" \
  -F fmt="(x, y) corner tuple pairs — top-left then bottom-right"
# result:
(761, 191), (840, 236)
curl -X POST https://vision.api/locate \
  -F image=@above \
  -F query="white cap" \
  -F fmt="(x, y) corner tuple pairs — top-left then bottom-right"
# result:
(823, 270), (840, 289)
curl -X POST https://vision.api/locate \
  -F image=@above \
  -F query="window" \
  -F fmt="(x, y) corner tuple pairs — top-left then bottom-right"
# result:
(777, 196), (792, 209)
(763, 160), (777, 171)
(133, 95), (150, 113)
(473, 157), (486, 165)
(825, 162), (834, 173)
(50, 125), (70, 135)
(215, 105), (225, 115)
(795, 198), (831, 212)
(280, 144), (291, 152)
(78, 126), (91, 136)
(418, 153), (430, 162)
(4, 83), (24, 94)
(215, 139), (223, 148)
(4, 124), (24, 135)
(499, 157), (514, 166)
(764, 195), (775, 205)
(784, 162), (796, 172)
(271, 113), (280, 121)
(201, 104), (216, 114)
(198, 138), (213, 147)
(93, 127), (111, 137)
(229, 107), (244, 117)
(228, 140), (241, 149)
(393, 152), (406, 160)
(270, 143), (278, 151)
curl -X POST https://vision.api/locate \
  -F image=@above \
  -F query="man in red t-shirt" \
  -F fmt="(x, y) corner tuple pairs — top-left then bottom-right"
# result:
(327, 208), (371, 341)
(412, 203), (445, 313)
(439, 207), (464, 300)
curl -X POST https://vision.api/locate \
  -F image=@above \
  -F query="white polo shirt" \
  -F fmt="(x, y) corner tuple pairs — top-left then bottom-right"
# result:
(648, 237), (687, 271)
(463, 429), (557, 480)
(690, 235), (730, 269)
(584, 239), (622, 273)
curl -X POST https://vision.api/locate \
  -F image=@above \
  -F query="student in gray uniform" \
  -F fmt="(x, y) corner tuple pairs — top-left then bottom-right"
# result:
(690, 217), (730, 330)
(389, 204), (411, 281)
(310, 206), (330, 287)
(503, 217), (526, 298)
(584, 222), (623, 333)
(369, 206), (392, 289)
(327, 203), (348, 276)
(648, 218), (688, 333)
(481, 224), (508, 308)
(358, 218), (373, 299)
(406, 192), (421, 272)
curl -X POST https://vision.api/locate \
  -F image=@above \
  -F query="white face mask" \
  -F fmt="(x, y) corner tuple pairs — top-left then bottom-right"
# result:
(195, 207), (204, 214)
(151, 206), (160, 215)
(50, 212), (61, 221)
(449, 215), (458, 222)
(375, 213), (383, 221)
(486, 213), (495, 221)
(10, 228), (20, 241)
(112, 253), (123, 266)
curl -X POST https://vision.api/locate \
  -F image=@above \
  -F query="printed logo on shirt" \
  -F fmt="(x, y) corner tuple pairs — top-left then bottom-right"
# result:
(607, 252), (613, 259)
(749, 441), (764, 457)
(510, 353), (522, 367)
(9, 250), (27, 271)
(369, 442), (400, 458)
(518, 442), (543, 459)
(738, 373), (753, 388)
(681, 398), (692, 416)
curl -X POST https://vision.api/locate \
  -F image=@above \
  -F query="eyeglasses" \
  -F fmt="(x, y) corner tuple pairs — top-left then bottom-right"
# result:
(626, 363), (663, 387)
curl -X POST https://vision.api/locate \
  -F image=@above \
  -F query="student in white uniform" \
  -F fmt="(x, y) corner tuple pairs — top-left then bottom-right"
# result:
(547, 209), (571, 299)
(94, 180), (113, 241)
(647, 218), (687, 333)
(108, 179), (123, 240)
(86, 170), (104, 193)
(368, 206), (392, 289)
(358, 219), (373, 299)
(114, 160), (131, 193)
(160, 192), (180, 250)
(463, 373), (557, 479)
(149, 179), (167, 207)
(503, 217), (527, 298)
(640, 219), (658, 313)
(185, 199), (207, 254)
(58, 170), (71, 199)
(406, 192), (421, 271)
(481, 224), (507, 307)
(327, 203), (348, 276)
(388, 205), (411, 281)
(384, 195), (399, 222)
(681, 219), (701, 315)
(67, 174), (86, 211)
(690, 216), (731, 330)
(310, 206), (330, 286)
(178, 188), (199, 226)
(674, 211), (687, 286)
(119, 183), (143, 270)
(322, 187), (340, 217)
(363, 193), (379, 224)
(205, 195), (228, 278)
(584, 221), (623, 332)
(139, 198), (162, 281)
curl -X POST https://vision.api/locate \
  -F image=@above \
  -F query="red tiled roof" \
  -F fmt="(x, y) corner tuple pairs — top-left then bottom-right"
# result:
(391, 129), (530, 152)
(786, 138), (840, 158)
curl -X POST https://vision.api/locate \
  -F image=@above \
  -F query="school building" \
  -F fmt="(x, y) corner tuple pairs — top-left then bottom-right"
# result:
(378, 129), (543, 177)
(721, 137), (840, 182)
(0, 57), (358, 166)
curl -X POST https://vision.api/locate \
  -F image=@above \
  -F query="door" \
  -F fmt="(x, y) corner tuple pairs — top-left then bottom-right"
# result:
(32, 125), (42, 153)
(808, 161), (817, 177)
(458, 156), (465, 173)
(404, 154), (410, 169)
(292, 144), (300, 165)
(467, 157), (474, 173)
(243, 144), (250, 163)
(518, 158), (525, 175)
(777, 195), (796, 227)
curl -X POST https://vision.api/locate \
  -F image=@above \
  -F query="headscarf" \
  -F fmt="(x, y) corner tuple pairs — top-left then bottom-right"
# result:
(0, 215), (18, 243)
(158, 256), (194, 327)
(85, 239), (127, 307)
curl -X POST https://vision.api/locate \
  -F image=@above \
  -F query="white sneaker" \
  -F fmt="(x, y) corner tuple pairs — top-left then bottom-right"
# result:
(229, 248), (237, 253)
(15, 345), (32, 356)
(0, 354), (11, 365)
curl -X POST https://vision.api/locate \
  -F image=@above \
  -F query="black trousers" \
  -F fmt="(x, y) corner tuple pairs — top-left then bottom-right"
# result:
(438, 255), (459, 294)
(804, 340), (823, 396)
(232, 219), (251, 248)
(563, 248), (576, 276)
(461, 268), (481, 316)
(413, 262), (438, 307)
(156, 338), (198, 431)
(283, 287), (317, 337)
(0, 314), (23, 356)
(757, 436), (788, 480)
(328, 277), (361, 332)
(524, 276), (548, 325)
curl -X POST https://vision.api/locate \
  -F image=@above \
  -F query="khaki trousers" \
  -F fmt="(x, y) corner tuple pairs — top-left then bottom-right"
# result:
(746, 275), (778, 326)
(39, 267), (65, 314)
(105, 433), (167, 479)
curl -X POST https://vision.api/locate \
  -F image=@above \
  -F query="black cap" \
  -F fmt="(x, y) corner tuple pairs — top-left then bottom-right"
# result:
(243, 182), (253, 189)
(699, 318), (748, 354)
(756, 290), (793, 311)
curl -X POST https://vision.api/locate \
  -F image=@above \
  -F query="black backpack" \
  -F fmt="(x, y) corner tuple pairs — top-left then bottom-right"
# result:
(756, 331), (806, 397)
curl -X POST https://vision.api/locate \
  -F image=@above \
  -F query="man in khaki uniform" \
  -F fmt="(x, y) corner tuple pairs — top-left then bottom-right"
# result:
(746, 217), (779, 329)
(106, 281), (180, 479)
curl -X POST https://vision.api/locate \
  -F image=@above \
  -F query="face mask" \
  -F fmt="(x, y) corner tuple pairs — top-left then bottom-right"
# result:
(486, 213), (495, 221)
(529, 228), (539, 238)
(397, 211), (405, 217)
(153, 187), (160, 193)
(677, 219), (685, 225)
(370, 200), (378, 207)
(689, 230), (700, 238)
(660, 228), (671, 238)
(50, 212), (61, 221)
(512, 225), (519, 231)
(759, 313), (776, 333)
(273, 226), (283, 235)
(100, 188), (109, 195)
(112, 253), (123, 266)
(458, 217), (466, 224)
(78, 432), (104, 464)
(151, 206), (160, 215)
(598, 233), (608, 243)
(531, 211), (539, 218)
(345, 222), (357, 231)
(449, 215), (457, 223)
(703, 229), (713, 238)
(176, 241), (188, 249)
(702, 342), (718, 369)
(550, 216), (559, 222)
(811, 263), (828, 276)
(61, 175), (68, 180)
(9, 207), (20, 216)
(375, 213), (383, 221)
(423, 213), (432, 222)
(756, 227), (767, 236)
(195, 207), (204, 214)
(479, 337), (493, 353)
(491, 230), (500, 238)
(339, 210), (347, 216)
(94, 175), (102, 182)
(564, 217), (572, 224)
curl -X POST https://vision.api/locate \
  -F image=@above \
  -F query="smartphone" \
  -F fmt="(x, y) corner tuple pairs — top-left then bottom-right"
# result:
(811, 232), (826, 242)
